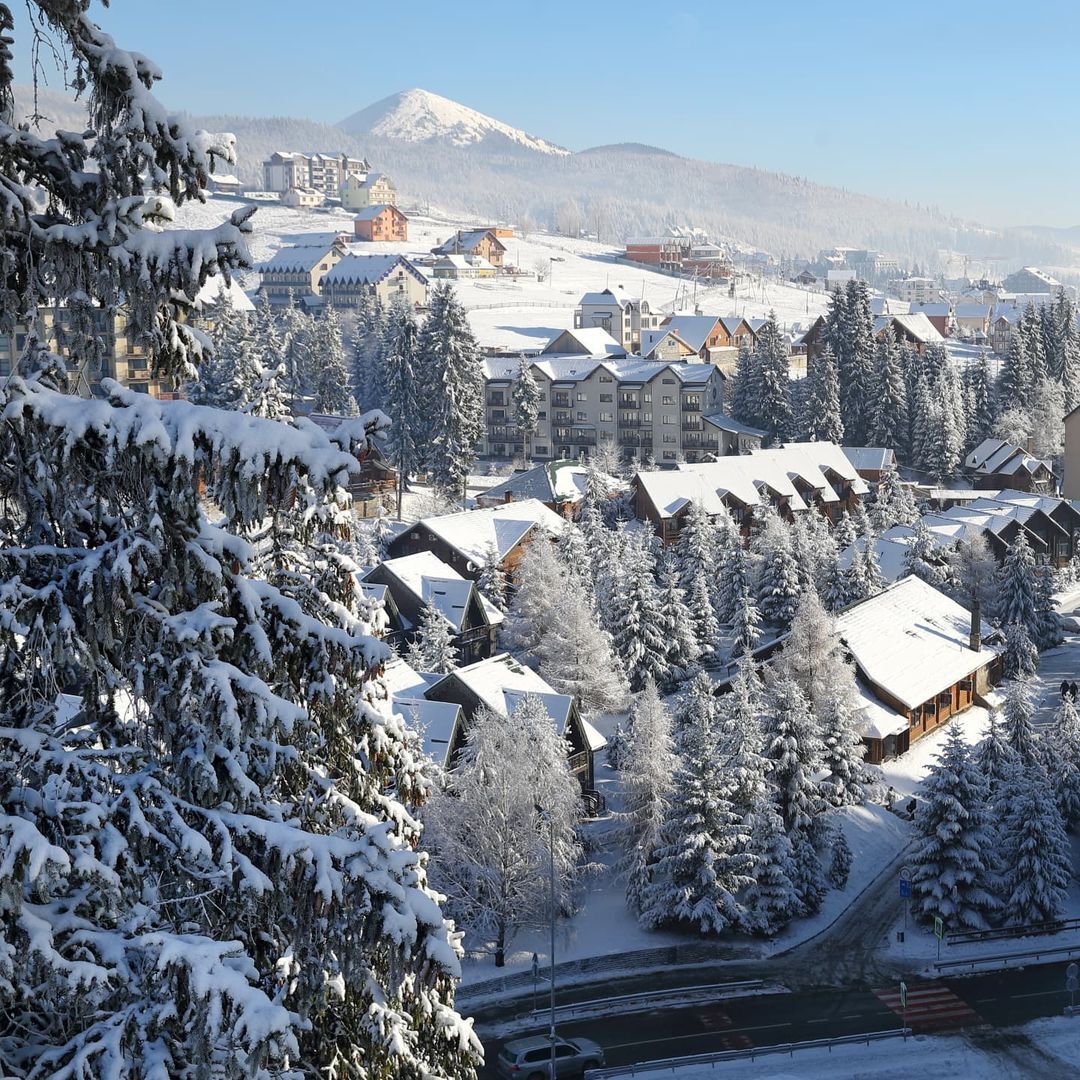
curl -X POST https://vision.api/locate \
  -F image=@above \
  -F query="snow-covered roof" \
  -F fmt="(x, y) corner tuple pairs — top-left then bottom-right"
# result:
(432, 229), (506, 255)
(636, 441), (867, 519)
(659, 315), (721, 353)
(260, 243), (339, 273)
(541, 327), (625, 357)
(322, 254), (427, 287)
(835, 576), (1000, 711)
(382, 655), (430, 697)
(954, 304), (992, 318)
(702, 413), (766, 438)
(413, 499), (566, 568)
(718, 316), (750, 336)
(854, 679), (910, 740)
(871, 298), (911, 316)
(912, 303), (951, 317)
(477, 460), (589, 506)
(195, 275), (255, 312)
(873, 312), (945, 344)
(965, 437), (1010, 471)
(641, 328), (692, 357)
(370, 551), (502, 632)
(577, 289), (619, 306)
(353, 203), (402, 221)
(434, 253), (495, 271)
(842, 447), (896, 473)
(393, 696), (462, 768)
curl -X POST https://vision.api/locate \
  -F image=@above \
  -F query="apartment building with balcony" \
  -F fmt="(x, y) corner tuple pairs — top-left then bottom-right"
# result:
(262, 151), (369, 200)
(482, 355), (725, 464)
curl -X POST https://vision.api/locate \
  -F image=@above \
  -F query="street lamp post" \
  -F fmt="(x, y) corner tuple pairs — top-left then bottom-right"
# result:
(536, 803), (556, 1078)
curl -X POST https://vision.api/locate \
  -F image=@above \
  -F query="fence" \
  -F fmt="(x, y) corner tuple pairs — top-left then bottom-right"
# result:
(947, 917), (1080, 947)
(934, 942), (1080, 975)
(583, 1029), (913, 1078)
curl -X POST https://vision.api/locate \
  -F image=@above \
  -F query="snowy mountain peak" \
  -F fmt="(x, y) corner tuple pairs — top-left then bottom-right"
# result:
(337, 88), (570, 156)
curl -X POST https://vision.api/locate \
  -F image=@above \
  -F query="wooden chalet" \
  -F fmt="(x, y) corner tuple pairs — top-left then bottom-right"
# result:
(836, 576), (1002, 764)
(965, 437), (1056, 495)
(361, 551), (504, 665)
(842, 446), (897, 485)
(423, 653), (607, 793)
(307, 414), (397, 512)
(387, 498), (566, 583)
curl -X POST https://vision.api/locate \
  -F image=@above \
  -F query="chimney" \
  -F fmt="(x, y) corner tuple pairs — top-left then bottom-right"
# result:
(969, 591), (982, 653)
(1026, 436), (1036, 456)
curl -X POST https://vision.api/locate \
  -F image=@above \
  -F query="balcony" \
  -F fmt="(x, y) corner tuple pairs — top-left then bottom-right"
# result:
(618, 434), (651, 447)
(681, 400), (701, 412)
(487, 393), (507, 406)
(552, 394), (572, 408)
(618, 397), (640, 408)
(682, 421), (703, 431)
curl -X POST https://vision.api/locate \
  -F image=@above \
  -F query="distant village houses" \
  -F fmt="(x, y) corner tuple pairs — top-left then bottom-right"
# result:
(432, 229), (507, 269)
(342, 172), (398, 211)
(262, 151), (369, 200)
(353, 204), (408, 242)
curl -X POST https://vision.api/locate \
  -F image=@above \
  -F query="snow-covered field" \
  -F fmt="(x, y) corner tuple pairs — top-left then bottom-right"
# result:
(635, 1018), (1080, 1079)
(173, 197), (829, 351)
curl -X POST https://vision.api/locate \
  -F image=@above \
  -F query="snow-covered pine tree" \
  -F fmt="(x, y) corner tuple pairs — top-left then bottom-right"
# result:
(838, 279), (875, 445)
(998, 330), (1034, 411)
(717, 657), (769, 813)
(1001, 766), (1072, 925)
(1046, 692), (1080, 829)
(656, 546), (700, 681)
(381, 295), (423, 514)
(1002, 675), (1039, 765)
(640, 674), (754, 934)
(997, 534), (1039, 642)
(908, 371), (935, 474)
(1002, 621), (1039, 680)
(755, 513), (802, 628)
(909, 725), (1000, 930)
(310, 305), (357, 416)
(0, 9), (479, 1068)
(964, 350), (996, 451)
(753, 311), (793, 444)
(872, 461), (919, 532)
(420, 283), (485, 499)
(406, 597), (459, 674)
(1028, 376), (1066, 459)
(903, 520), (951, 589)
(715, 530), (751, 626)
(868, 327), (909, 453)
(743, 806), (799, 932)
(350, 289), (386, 411)
(790, 833), (828, 917)
(241, 354), (290, 419)
(535, 588), (629, 718)
(1034, 564), (1063, 651)
(762, 671), (824, 835)
(801, 343), (843, 443)
(188, 280), (242, 406)
(426, 696), (582, 967)
(503, 536), (562, 654)
(618, 677), (677, 915)
(477, 539), (508, 612)
(730, 342), (761, 428)
(610, 530), (669, 690)
(828, 829), (853, 890)
(512, 353), (541, 463)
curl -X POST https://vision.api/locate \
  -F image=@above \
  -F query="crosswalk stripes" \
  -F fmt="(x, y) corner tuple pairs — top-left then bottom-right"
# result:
(874, 982), (983, 1030)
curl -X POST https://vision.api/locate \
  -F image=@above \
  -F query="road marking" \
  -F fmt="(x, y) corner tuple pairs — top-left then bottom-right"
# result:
(605, 1023), (790, 1053)
(841, 1014), (863, 1019)
(1013, 990), (1062, 999)
(807, 1018), (829, 1025)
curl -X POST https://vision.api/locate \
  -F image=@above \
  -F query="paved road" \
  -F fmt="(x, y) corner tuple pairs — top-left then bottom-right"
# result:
(479, 961), (1079, 1077)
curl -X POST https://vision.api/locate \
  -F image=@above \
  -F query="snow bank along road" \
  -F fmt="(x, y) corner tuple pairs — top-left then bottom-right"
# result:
(476, 962), (1080, 1078)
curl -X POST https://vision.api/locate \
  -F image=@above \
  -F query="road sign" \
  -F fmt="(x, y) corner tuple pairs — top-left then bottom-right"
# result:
(532, 953), (540, 978)
(934, 916), (944, 940)
(899, 878), (911, 899)
(899, 981), (907, 1008)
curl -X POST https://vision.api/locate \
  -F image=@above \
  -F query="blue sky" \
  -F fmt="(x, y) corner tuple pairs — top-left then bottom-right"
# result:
(15, 0), (1079, 228)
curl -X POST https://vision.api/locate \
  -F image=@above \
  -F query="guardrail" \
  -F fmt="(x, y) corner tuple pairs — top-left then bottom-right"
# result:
(934, 942), (1080, 974)
(524, 980), (765, 1024)
(583, 1029), (913, 1078)
(947, 917), (1080, 947)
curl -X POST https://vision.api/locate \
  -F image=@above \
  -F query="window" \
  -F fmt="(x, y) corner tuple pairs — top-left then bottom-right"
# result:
(662, 378), (676, 385)
(662, 395), (675, 405)
(600, 411), (613, 422)
(599, 375), (613, 383)
(643, 393), (652, 403)
(600, 393), (613, 402)
(663, 433), (676, 443)
(643, 412), (652, 423)
(663, 415), (675, 424)
(537, 411), (547, 420)
(577, 411), (588, 421)
(538, 392), (547, 401)
(576, 392), (587, 401)
(663, 450), (677, 460)
(534, 445), (548, 456)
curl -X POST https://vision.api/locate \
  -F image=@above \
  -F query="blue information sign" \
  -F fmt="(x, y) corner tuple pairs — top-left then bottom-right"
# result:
(899, 878), (911, 899)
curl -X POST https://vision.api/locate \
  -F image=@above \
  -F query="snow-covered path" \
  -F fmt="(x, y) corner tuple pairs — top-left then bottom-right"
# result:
(1032, 588), (1080, 727)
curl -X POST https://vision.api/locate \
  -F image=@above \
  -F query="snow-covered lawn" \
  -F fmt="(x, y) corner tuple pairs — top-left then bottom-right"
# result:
(631, 1018), (1080, 1079)
(173, 197), (830, 352)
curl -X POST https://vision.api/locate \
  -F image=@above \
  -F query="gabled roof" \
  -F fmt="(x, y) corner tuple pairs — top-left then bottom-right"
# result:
(393, 696), (462, 768)
(641, 328), (695, 358)
(435, 253), (495, 271)
(432, 229), (507, 256)
(542, 327), (626, 357)
(718, 315), (751, 336)
(578, 289), (620, 306)
(195, 276), (255, 312)
(702, 413), (766, 438)
(835, 576), (999, 711)
(353, 203), (404, 221)
(322, 254), (428, 287)
(478, 460), (591, 506)
(260, 243), (339, 273)
(873, 312), (945, 344)
(843, 447), (896, 473)
(360, 172), (392, 188)
(406, 499), (566, 569)
(965, 437), (1010, 470)
(659, 314), (722, 353)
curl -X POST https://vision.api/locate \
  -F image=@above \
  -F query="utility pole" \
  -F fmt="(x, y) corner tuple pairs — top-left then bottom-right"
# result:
(536, 803), (557, 1077)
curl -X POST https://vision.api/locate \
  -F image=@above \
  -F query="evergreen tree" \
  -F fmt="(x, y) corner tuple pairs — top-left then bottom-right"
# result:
(477, 540), (508, 612)
(743, 806), (799, 933)
(656, 547), (701, 680)
(975, 710), (1017, 800)
(868, 327), (908, 452)
(351, 290), (387, 411)
(241, 355), (290, 420)
(715, 534), (752, 626)
(730, 342), (760, 428)
(790, 833), (828, 917)
(0, 12), (478, 1069)
(964, 350), (996, 450)
(908, 372), (934, 474)
(310, 306), (357, 415)
(406, 598), (459, 673)
(1034, 564), (1063, 651)
(732, 576), (763, 657)
(762, 673), (823, 835)
(421, 283), (485, 498)
(1003, 676), (1039, 765)
(1047, 693), (1080, 830)
(189, 281), (242, 406)
(828, 829), (853, 890)
(382, 296), (423, 510)
(1002, 621), (1040, 680)
(909, 725), (1000, 930)
(801, 344), (843, 443)
(872, 461), (919, 532)
(755, 514), (802, 628)
(754, 312), (794, 443)
(640, 676), (754, 933)
(610, 531), (669, 690)
(837, 279), (875, 445)
(998, 330), (1033, 410)
(718, 658), (769, 813)
(1001, 768), (1072, 925)
(619, 679), (676, 915)
(512, 354), (541, 464)
(997, 534), (1039, 643)
(903, 520), (951, 589)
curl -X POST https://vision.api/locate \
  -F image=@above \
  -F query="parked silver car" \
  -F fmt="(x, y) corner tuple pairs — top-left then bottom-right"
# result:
(495, 1034), (605, 1079)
